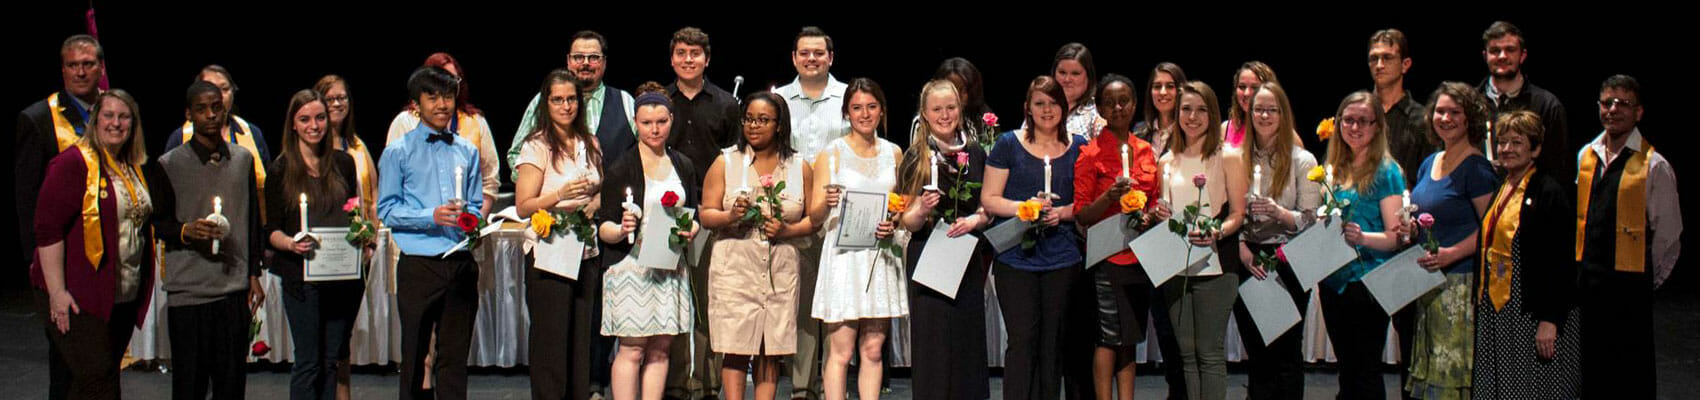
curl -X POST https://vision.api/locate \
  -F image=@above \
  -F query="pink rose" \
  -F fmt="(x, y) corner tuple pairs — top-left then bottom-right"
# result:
(1192, 173), (1208, 189)
(955, 151), (971, 166)
(1417, 213), (1435, 229)
(982, 112), (999, 127)
(759, 174), (776, 188)
(343, 197), (360, 213)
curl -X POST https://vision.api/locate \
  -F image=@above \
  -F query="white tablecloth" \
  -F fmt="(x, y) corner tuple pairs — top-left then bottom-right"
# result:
(130, 229), (1399, 367)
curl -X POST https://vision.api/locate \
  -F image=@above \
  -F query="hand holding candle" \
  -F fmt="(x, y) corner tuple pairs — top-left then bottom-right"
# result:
(927, 155), (939, 191)
(1121, 144), (1130, 179)
(1252, 164), (1263, 197)
(1043, 155), (1053, 197)
(210, 196), (226, 255)
(625, 187), (637, 243)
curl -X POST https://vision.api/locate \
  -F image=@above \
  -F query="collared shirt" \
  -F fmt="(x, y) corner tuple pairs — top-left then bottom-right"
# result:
(1241, 145), (1324, 244)
(666, 80), (741, 183)
(378, 122), (485, 256)
(145, 138), (264, 276)
(1072, 128), (1160, 265)
(1480, 76), (1570, 176)
(507, 84), (636, 180)
(1578, 128), (1682, 287)
(775, 75), (850, 162)
(164, 116), (273, 165)
(1384, 91), (1434, 189)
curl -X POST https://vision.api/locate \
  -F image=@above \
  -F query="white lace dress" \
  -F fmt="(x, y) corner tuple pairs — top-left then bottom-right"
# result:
(810, 138), (910, 323)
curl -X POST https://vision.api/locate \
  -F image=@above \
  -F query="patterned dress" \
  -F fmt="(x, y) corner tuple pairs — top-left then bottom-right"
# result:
(602, 165), (694, 337)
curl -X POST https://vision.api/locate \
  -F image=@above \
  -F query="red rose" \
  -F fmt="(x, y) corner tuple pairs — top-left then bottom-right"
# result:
(251, 340), (272, 356)
(457, 212), (479, 232)
(661, 191), (681, 208)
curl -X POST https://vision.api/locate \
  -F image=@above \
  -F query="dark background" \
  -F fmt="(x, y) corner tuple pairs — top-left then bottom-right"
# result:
(3, 4), (1688, 294)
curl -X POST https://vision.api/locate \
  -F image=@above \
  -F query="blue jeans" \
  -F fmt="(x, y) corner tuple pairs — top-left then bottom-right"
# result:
(280, 280), (364, 400)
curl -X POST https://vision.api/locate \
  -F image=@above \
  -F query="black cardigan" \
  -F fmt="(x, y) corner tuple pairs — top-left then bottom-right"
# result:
(596, 146), (702, 263)
(1491, 168), (1577, 327)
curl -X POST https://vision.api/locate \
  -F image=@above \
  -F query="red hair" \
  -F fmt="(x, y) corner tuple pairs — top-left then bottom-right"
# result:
(418, 52), (482, 115)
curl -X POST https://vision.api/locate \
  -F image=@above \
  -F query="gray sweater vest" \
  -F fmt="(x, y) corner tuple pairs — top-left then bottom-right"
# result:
(158, 143), (256, 307)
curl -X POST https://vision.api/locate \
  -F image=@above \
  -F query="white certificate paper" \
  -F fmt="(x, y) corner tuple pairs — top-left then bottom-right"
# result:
(304, 227), (363, 282)
(532, 230), (586, 280)
(638, 204), (694, 270)
(833, 190), (887, 250)
(1282, 216), (1359, 292)
(912, 223), (979, 299)
(1086, 214), (1137, 268)
(985, 218), (1033, 254)
(1361, 247), (1446, 315)
(1237, 273), (1301, 345)
(1128, 219), (1213, 286)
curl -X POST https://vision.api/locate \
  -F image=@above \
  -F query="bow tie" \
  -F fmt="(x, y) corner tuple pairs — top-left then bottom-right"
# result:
(426, 132), (456, 144)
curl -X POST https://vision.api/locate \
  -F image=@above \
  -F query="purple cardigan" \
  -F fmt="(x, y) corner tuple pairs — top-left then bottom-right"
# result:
(30, 146), (154, 326)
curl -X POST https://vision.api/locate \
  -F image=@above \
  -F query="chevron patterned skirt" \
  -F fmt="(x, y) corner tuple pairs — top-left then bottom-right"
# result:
(601, 255), (694, 337)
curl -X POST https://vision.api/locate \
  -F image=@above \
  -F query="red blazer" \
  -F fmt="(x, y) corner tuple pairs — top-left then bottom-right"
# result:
(30, 145), (154, 326)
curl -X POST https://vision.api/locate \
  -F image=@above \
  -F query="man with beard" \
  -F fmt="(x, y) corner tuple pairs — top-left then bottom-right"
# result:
(1477, 21), (1571, 176)
(508, 30), (637, 172)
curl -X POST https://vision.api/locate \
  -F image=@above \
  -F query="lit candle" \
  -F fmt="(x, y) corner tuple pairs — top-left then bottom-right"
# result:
(1121, 144), (1130, 179)
(453, 166), (464, 201)
(1324, 164), (1334, 188)
(299, 193), (309, 232)
(1252, 164), (1263, 197)
(211, 196), (223, 255)
(929, 155), (939, 189)
(1043, 155), (1053, 195)
(741, 152), (752, 192)
(829, 152), (838, 187)
(625, 187), (636, 243)
(1162, 171), (1172, 205)
(1485, 120), (1496, 163)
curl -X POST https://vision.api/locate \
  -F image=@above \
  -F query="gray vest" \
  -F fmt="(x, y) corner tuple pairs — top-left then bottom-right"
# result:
(158, 143), (256, 307)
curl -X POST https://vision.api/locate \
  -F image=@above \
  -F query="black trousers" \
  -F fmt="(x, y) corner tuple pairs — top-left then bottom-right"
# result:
(1580, 269), (1654, 399)
(1231, 243), (1308, 400)
(279, 280), (363, 400)
(39, 291), (138, 400)
(525, 257), (602, 400)
(1060, 263), (1099, 400)
(1319, 282), (1389, 400)
(994, 262), (1081, 400)
(167, 292), (250, 400)
(397, 253), (479, 400)
(906, 239), (990, 400)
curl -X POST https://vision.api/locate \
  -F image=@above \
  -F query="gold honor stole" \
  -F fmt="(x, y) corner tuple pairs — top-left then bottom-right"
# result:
(74, 140), (147, 271)
(1480, 167), (1532, 310)
(346, 135), (380, 226)
(48, 93), (85, 152)
(1575, 141), (1654, 273)
(181, 116), (269, 222)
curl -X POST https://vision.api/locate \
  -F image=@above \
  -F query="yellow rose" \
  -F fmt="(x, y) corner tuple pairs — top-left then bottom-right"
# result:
(1120, 190), (1148, 214)
(1016, 200), (1043, 222)
(530, 209), (555, 237)
(1307, 166), (1327, 183)
(887, 193), (907, 214)
(1316, 118), (1336, 141)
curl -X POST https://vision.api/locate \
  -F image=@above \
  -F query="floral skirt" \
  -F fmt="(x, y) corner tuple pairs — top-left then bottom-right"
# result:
(1405, 272), (1473, 400)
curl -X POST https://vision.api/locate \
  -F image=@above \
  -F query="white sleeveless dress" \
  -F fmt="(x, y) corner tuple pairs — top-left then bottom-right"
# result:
(811, 139), (910, 323)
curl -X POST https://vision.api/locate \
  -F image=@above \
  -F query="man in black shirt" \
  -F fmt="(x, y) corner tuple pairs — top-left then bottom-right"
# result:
(1368, 29), (1434, 189)
(1477, 21), (1571, 178)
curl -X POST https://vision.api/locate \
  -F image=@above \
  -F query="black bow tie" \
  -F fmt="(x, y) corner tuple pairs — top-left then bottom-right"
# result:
(426, 132), (456, 144)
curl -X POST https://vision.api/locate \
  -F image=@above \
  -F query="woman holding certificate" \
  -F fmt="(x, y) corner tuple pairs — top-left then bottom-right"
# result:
(514, 69), (605, 400)
(700, 91), (815, 400)
(1317, 91), (1408, 400)
(1070, 74), (1160, 400)
(897, 78), (992, 400)
(1230, 82), (1321, 400)
(594, 81), (700, 400)
(982, 76), (1086, 400)
(1148, 81), (1248, 400)
(808, 78), (907, 400)
(262, 89), (361, 400)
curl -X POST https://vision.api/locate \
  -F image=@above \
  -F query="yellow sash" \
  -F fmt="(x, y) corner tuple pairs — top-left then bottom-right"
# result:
(1575, 142), (1652, 272)
(181, 115), (269, 222)
(48, 93), (86, 152)
(344, 134), (380, 226)
(1480, 168), (1531, 310)
(74, 140), (147, 271)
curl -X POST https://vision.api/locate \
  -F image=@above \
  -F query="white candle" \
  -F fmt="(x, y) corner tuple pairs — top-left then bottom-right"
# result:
(299, 193), (309, 231)
(453, 166), (464, 201)
(1324, 164), (1334, 188)
(1043, 155), (1053, 195)
(929, 155), (939, 189)
(829, 152), (838, 186)
(1252, 164), (1263, 196)
(212, 196), (223, 255)
(742, 152), (752, 191)
(1485, 120), (1496, 163)
(1163, 171), (1172, 205)
(1121, 144), (1130, 179)
(625, 187), (636, 243)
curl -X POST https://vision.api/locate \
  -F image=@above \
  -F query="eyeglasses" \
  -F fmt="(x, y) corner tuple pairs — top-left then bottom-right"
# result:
(548, 95), (580, 106)
(1252, 107), (1280, 116)
(1598, 98), (1637, 109)
(743, 116), (776, 127)
(1339, 117), (1378, 128)
(324, 95), (349, 104)
(569, 53), (604, 64)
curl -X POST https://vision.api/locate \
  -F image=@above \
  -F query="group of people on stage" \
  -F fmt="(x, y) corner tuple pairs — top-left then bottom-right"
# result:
(15, 20), (1679, 400)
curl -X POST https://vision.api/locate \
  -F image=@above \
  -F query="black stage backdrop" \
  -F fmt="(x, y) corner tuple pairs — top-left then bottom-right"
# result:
(3, 4), (1688, 293)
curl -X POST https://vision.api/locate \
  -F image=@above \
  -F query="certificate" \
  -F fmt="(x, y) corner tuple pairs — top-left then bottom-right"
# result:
(533, 230), (586, 280)
(638, 204), (694, 270)
(985, 218), (1033, 254)
(912, 223), (980, 299)
(1128, 219), (1213, 286)
(1085, 213), (1137, 268)
(833, 190), (887, 250)
(1361, 247), (1446, 315)
(1282, 215), (1359, 292)
(304, 227), (363, 282)
(1237, 272), (1301, 345)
